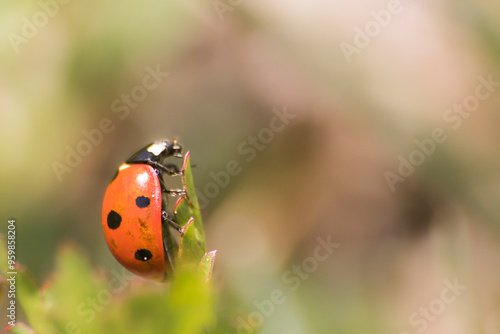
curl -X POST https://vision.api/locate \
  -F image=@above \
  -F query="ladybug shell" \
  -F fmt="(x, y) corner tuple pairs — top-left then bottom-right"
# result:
(102, 163), (169, 281)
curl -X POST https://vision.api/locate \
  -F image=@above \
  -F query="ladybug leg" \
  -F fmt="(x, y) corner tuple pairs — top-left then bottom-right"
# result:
(162, 211), (184, 234)
(146, 159), (183, 176)
(162, 163), (183, 176)
(156, 169), (186, 196)
(164, 188), (186, 196)
(161, 221), (178, 273)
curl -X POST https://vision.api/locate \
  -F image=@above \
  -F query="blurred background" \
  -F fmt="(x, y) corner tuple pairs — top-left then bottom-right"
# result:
(1, 0), (500, 333)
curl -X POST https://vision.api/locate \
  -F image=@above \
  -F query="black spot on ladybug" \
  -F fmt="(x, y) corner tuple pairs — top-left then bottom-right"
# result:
(135, 249), (153, 261)
(107, 210), (121, 230)
(136, 196), (150, 208)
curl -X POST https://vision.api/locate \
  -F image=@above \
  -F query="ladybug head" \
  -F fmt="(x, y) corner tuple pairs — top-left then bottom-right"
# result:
(150, 139), (182, 159)
(126, 139), (183, 165)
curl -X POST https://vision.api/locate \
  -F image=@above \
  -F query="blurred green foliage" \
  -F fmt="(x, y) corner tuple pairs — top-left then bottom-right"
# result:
(1, 239), (214, 334)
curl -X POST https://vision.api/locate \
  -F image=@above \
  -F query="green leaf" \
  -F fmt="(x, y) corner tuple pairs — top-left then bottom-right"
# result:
(43, 243), (108, 333)
(15, 268), (55, 333)
(198, 250), (218, 283)
(5, 322), (35, 334)
(15, 269), (38, 317)
(174, 197), (194, 229)
(174, 151), (207, 263)
(104, 268), (215, 334)
(0, 236), (45, 332)
(178, 217), (204, 263)
(164, 268), (215, 334)
(181, 152), (206, 246)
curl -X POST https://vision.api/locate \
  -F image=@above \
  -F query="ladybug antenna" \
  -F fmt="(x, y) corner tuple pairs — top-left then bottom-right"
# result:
(172, 138), (183, 158)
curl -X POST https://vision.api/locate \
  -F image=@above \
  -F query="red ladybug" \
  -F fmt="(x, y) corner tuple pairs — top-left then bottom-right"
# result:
(102, 139), (184, 281)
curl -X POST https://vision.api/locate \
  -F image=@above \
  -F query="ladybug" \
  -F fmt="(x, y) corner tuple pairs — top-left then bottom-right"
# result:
(102, 139), (185, 282)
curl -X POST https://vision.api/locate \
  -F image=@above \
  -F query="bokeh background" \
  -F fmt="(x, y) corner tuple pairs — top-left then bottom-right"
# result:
(2, 0), (500, 333)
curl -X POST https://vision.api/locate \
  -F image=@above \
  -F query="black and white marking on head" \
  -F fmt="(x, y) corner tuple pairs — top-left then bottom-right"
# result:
(107, 210), (122, 229)
(147, 142), (167, 156)
(135, 249), (153, 261)
(135, 196), (150, 208)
